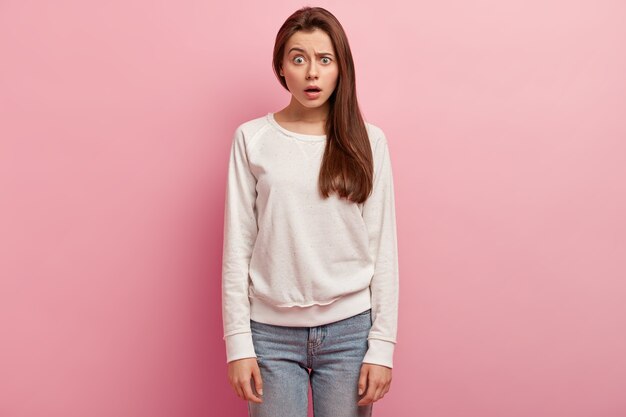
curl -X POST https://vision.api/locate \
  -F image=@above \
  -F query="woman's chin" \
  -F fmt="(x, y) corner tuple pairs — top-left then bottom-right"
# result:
(296, 97), (328, 109)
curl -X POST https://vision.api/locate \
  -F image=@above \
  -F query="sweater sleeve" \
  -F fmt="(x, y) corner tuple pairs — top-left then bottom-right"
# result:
(221, 126), (258, 363)
(360, 131), (400, 369)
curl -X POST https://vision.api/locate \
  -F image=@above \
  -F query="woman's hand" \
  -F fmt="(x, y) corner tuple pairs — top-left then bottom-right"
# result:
(227, 358), (264, 403)
(357, 363), (392, 405)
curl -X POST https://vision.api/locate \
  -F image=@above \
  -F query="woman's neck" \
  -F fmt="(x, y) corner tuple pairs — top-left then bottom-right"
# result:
(279, 98), (330, 123)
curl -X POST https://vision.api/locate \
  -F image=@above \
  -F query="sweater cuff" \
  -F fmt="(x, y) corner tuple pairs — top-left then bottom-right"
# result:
(225, 332), (257, 363)
(362, 338), (395, 369)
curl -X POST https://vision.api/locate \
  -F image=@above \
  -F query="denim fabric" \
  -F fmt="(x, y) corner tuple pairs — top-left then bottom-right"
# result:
(248, 309), (374, 417)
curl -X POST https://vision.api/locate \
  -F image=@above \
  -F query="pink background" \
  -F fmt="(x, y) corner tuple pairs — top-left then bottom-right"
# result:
(1, 0), (625, 416)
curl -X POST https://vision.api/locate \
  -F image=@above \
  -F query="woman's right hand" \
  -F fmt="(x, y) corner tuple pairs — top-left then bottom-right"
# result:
(227, 358), (264, 403)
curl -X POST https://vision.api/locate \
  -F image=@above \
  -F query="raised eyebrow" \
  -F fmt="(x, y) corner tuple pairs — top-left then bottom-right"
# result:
(288, 47), (334, 57)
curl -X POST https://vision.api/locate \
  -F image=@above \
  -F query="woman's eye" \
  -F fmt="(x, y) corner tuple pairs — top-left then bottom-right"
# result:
(321, 57), (331, 64)
(294, 56), (304, 64)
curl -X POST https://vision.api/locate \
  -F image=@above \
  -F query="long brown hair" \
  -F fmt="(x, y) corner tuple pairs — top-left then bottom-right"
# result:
(272, 6), (373, 204)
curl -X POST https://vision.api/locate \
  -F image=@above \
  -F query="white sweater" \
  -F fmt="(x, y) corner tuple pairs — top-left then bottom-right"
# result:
(222, 112), (399, 368)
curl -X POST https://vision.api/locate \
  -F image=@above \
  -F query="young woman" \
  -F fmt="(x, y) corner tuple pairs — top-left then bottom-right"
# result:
(222, 6), (399, 417)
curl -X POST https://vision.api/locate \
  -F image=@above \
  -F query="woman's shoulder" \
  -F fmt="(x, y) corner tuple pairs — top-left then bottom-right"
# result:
(234, 113), (271, 135)
(364, 120), (388, 147)
(230, 113), (274, 148)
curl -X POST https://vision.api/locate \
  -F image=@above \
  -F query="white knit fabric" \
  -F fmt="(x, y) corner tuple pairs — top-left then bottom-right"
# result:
(222, 113), (399, 368)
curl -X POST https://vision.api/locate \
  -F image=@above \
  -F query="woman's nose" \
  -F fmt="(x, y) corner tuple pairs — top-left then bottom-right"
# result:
(306, 64), (318, 79)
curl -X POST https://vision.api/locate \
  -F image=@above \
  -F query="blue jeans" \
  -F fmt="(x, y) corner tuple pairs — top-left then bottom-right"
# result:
(248, 309), (374, 417)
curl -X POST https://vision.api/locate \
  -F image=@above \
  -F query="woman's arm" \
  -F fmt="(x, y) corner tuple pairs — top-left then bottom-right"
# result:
(222, 125), (259, 363)
(356, 128), (399, 405)
(360, 129), (400, 369)
(222, 125), (264, 403)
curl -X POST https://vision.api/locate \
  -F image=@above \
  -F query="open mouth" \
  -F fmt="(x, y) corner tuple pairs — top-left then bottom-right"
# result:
(305, 87), (321, 92)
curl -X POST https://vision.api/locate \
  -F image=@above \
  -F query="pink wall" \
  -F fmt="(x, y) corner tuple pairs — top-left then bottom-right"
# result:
(1, 1), (625, 416)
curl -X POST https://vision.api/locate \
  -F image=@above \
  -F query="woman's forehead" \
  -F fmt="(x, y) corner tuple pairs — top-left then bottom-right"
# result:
(286, 29), (334, 53)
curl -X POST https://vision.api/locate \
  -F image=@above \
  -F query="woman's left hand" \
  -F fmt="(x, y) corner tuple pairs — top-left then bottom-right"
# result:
(357, 363), (392, 405)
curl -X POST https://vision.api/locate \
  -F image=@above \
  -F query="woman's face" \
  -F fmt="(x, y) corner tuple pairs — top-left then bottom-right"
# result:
(280, 29), (339, 110)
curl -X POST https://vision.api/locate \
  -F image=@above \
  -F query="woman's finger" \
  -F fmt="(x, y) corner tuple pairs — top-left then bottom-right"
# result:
(358, 375), (379, 405)
(357, 366), (368, 396)
(373, 383), (385, 402)
(251, 364), (264, 396)
(233, 382), (244, 400)
(241, 379), (263, 403)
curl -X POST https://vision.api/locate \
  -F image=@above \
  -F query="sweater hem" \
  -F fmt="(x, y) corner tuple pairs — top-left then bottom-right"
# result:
(249, 287), (372, 327)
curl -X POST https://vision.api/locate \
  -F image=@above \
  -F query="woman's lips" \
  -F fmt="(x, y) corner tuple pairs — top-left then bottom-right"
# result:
(304, 89), (322, 99)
